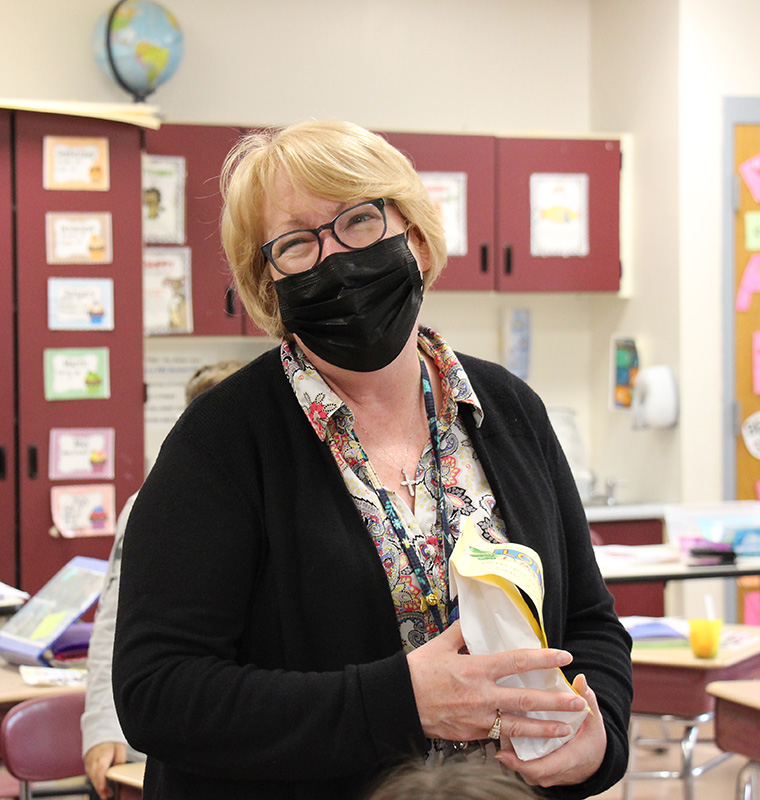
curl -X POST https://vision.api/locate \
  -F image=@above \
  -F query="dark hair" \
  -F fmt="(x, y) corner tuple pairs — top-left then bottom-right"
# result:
(366, 759), (538, 800)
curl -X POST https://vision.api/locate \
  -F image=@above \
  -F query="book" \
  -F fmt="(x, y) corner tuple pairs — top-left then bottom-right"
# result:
(0, 556), (106, 666)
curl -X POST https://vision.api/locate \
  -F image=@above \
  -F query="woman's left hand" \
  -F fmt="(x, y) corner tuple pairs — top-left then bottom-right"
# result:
(495, 673), (607, 788)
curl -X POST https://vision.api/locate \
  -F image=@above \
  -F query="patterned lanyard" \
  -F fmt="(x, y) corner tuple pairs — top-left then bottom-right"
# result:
(351, 353), (454, 635)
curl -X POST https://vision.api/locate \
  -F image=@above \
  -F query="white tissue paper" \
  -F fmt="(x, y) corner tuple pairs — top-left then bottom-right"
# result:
(449, 517), (590, 761)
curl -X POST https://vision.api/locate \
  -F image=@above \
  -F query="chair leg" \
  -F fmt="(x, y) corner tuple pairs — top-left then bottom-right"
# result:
(621, 715), (638, 800)
(19, 780), (31, 800)
(680, 723), (699, 800)
(736, 761), (760, 800)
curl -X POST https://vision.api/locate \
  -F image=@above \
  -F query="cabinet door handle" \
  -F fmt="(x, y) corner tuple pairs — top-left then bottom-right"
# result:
(225, 286), (236, 316)
(480, 243), (489, 273)
(504, 245), (513, 276)
(0, 446), (5, 480)
(28, 445), (38, 479)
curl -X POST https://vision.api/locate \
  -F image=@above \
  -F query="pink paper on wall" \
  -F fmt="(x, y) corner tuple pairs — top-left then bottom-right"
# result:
(737, 254), (760, 311)
(740, 152), (760, 203)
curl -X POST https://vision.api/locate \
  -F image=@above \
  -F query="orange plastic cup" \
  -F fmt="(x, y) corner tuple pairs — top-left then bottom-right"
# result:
(688, 618), (723, 658)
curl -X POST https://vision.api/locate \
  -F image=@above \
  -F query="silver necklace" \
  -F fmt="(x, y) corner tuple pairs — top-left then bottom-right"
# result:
(354, 390), (424, 497)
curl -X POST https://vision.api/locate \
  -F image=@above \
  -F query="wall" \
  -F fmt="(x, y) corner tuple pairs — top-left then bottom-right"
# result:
(678, 0), (760, 503)
(587, 0), (682, 504)
(0, 0), (698, 503)
(0, 0), (591, 133)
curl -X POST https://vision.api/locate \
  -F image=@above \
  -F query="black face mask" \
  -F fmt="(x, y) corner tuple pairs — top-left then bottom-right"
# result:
(274, 233), (424, 372)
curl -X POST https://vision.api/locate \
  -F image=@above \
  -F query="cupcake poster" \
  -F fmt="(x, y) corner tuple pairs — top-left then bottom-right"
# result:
(43, 347), (110, 401)
(50, 484), (116, 538)
(47, 278), (114, 331)
(49, 428), (115, 480)
(45, 212), (113, 264)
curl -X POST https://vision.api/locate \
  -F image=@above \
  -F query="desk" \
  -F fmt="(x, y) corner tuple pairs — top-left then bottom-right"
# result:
(106, 762), (145, 800)
(0, 659), (85, 705)
(707, 680), (760, 759)
(624, 625), (760, 800)
(600, 550), (760, 585)
(631, 624), (760, 717)
(597, 545), (760, 619)
(707, 680), (760, 798)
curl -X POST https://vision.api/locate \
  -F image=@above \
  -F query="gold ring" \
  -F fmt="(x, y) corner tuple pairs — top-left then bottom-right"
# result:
(488, 709), (501, 740)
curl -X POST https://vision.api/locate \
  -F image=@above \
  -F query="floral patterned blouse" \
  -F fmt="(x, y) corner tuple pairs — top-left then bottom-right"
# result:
(281, 325), (508, 652)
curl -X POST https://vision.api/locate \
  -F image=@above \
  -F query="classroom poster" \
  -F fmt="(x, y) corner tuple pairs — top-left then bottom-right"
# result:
(143, 247), (194, 335)
(502, 308), (531, 381)
(49, 428), (115, 480)
(529, 173), (589, 258)
(45, 212), (113, 264)
(43, 136), (110, 191)
(43, 348), (111, 400)
(47, 278), (114, 331)
(50, 485), (116, 538)
(746, 211), (760, 252)
(142, 154), (186, 244)
(419, 171), (468, 256)
(742, 410), (760, 460)
(739, 151), (760, 203)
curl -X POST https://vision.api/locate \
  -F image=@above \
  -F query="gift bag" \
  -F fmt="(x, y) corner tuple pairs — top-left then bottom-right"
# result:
(449, 517), (589, 760)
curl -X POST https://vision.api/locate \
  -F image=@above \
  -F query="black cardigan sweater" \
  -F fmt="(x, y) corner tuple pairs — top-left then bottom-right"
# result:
(113, 347), (632, 800)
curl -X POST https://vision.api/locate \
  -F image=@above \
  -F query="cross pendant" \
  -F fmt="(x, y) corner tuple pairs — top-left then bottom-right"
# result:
(400, 466), (420, 497)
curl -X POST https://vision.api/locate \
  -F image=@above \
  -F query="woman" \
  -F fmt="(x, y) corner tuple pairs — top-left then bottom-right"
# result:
(113, 120), (632, 800)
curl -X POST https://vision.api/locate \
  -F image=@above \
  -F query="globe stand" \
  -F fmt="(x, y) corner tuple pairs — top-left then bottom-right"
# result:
(94, 0), (184, 104)
(104, 0), (151, 103)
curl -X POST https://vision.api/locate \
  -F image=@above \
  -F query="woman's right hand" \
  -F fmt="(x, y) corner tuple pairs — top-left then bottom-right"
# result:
(406, 621), (587, 742)
(84, 741), (127, 799)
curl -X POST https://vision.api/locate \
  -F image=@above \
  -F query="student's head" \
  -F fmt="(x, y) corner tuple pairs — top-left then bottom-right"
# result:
(366, 759), (538, 800)
(220, 119), (448, 339)
(185, 360), (247, 405)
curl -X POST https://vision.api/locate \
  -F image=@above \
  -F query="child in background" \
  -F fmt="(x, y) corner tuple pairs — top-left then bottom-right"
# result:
(366, 758), (539, 800)
(81, 360), (246, 799)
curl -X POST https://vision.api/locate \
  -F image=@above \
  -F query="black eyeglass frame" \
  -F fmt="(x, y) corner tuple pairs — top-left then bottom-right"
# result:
(261, 198), (388, 275)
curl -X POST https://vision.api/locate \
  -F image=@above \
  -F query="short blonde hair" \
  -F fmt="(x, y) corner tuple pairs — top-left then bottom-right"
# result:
(185, 360), (246, 405)
(220, 120), (447, 339)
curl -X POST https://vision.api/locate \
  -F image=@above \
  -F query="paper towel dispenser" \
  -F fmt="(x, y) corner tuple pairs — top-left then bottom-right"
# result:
(631, 365), (679, 429)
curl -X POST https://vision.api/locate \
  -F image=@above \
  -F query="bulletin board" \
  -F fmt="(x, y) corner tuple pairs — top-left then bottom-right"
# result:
(734, 124), (760, 499)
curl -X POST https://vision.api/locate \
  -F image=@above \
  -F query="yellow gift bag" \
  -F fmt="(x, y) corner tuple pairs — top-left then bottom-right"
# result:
(449, 516), (589, 760)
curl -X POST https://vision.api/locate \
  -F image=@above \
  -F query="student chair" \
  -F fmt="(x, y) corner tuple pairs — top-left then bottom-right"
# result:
(0, 692), (93, 799)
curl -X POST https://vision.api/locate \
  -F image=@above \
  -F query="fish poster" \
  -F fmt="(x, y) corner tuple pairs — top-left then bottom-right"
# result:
(529, 172), (589, 258)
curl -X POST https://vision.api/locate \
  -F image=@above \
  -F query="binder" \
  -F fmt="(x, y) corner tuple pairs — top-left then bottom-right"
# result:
(0, 556), (107, 666)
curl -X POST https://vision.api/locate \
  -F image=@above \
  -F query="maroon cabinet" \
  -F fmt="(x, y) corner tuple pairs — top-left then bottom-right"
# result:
(144, 124), (265, 336)
(381, 132), (497, 291)
(6, 112), (145, 593)
(0, 110), (16, 587)
(591, 518), (666, 617)
(380, 131), (622, 293)
(496, 137), (622, 292)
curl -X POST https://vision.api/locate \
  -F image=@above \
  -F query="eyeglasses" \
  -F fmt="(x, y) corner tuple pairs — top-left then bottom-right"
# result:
(261, 198), (388, 275)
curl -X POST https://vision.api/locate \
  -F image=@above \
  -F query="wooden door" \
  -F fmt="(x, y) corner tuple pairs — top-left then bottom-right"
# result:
(734, 125), (760, 499)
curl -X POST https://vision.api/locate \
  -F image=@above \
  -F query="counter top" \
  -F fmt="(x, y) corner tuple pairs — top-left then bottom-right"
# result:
(584, 503), (667, 523)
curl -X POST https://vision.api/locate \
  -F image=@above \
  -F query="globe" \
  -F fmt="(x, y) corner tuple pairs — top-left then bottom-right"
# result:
(93, 0), (184, 102)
